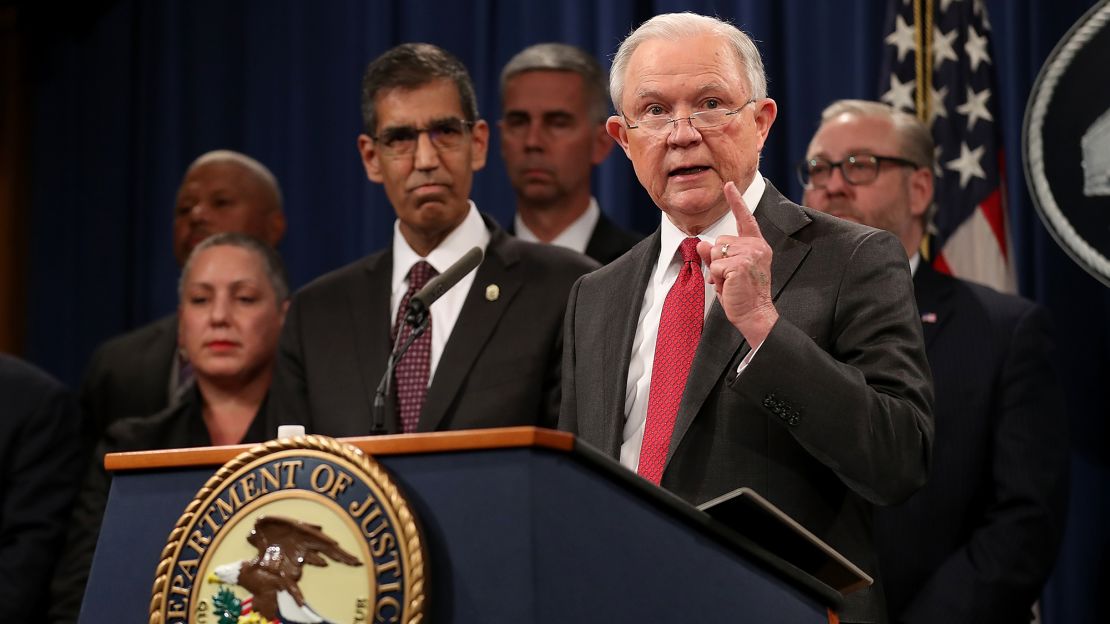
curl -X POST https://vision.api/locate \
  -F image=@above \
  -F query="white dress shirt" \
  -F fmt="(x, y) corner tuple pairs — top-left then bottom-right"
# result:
(513, 197), (600, 254)
(621, 175), (766, 472)
(391, 202), (491, 384)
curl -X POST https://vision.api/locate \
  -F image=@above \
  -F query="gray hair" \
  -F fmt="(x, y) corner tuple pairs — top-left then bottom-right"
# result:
(186, 150), (284, 213)
(609, 12), (768, 114)
(819, 99), (937, 224)
(179, 232), (289, 305)
(360, 43), (479, 135)
(819, 99), (934, 169)
(500, 43), (610, 122)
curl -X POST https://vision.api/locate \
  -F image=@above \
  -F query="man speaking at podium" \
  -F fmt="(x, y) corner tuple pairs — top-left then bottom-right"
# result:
(557, 13), (933, 622)
(270, 43), (596, 435)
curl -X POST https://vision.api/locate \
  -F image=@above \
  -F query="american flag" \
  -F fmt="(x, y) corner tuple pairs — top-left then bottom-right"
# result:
(880, 0), (1016, 292)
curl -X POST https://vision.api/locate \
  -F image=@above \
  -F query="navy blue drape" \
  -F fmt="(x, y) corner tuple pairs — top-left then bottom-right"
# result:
(22, 1), (1107, 621)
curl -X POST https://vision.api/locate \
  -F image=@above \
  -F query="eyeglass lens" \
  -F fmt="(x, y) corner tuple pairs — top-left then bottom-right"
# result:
(802, 156), (881, 187)
(378, 119), (470, 154)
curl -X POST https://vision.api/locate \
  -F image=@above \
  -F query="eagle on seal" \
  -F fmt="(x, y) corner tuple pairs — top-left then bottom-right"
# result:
(210, 515), (363, 624)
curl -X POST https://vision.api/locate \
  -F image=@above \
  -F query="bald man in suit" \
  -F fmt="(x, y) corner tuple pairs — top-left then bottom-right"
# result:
(79, 150), (285, 442)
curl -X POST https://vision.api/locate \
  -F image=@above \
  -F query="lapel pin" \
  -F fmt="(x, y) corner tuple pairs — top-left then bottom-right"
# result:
(485, 284), (500, 302)
(921, 312), (937, 324)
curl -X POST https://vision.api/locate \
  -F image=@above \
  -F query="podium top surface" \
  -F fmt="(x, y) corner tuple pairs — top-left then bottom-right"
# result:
(104, 426), (573, 472)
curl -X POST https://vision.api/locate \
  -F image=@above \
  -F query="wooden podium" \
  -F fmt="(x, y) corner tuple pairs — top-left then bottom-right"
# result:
(83, 427), (858, 623)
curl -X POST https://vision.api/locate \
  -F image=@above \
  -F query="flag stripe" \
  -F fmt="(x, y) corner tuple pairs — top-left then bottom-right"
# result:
(881, 0), (1016, 293)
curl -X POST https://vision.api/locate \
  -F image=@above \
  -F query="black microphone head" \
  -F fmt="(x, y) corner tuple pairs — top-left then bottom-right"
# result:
(409, 246), (484, 312)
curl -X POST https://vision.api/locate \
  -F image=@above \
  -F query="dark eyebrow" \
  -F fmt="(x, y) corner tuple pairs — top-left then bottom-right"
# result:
(380, 116), (459, 132)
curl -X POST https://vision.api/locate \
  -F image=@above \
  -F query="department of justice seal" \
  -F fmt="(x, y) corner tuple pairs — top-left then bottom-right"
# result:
(1024, 0), (1110, 286)
(148, 435), (426, 624)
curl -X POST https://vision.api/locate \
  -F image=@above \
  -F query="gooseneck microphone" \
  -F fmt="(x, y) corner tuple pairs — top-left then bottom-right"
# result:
(406, 246), (484, 324)
(370, 246), (485, 434)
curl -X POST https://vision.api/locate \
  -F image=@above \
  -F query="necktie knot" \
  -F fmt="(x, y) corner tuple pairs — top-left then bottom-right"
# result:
(408, 261), (437, 291)
(679, 237), (701, 265)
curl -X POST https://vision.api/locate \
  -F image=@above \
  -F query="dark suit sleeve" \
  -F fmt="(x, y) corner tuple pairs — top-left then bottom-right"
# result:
(899, 303), (1068, 622)
(557, 276), (584, 434)
(268, 295), (313, 428)
(0, 375), (82, 623)
(47, 442), (112, 623)
(730, 229), (934, 505)
(539, 290), (567, 431)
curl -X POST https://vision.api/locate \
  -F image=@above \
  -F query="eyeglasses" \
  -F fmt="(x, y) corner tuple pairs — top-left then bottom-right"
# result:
(796, 154), (920, 188)
(373, 118), (475, 156)
(623, 99), (757, 135)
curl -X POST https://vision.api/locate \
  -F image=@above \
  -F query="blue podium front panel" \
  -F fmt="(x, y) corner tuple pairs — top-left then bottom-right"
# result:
(83, 445), (831, 623)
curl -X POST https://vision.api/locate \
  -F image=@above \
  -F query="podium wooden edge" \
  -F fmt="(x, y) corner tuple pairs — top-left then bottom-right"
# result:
(103, 426), (574, 472)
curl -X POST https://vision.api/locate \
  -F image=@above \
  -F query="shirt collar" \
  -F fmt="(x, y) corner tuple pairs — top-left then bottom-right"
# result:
(392, 201), (490, 288)
(513, 197), (600, 254)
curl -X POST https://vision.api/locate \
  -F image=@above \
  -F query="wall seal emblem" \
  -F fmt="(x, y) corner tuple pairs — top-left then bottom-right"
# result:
(1024, 0), (1110, 286)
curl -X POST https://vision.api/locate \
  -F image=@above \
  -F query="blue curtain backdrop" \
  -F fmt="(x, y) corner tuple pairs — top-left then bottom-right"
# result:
(21, 1), (1108, 621)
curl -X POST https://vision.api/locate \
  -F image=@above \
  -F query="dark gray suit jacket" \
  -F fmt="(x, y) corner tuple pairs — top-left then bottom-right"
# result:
(558, 182), (934, 623)
(79, 313), (178, 444)
(270, 216), (599, 436)
(508, 210), (641, 265)
(584, 212), (642, 264)
(875, 263), (1068, 623)
(0, 355), (82, 624)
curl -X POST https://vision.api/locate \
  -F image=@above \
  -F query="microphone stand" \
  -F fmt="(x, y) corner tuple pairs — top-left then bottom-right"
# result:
(368, 246), (483, 435)
(370, 308), (430, 435)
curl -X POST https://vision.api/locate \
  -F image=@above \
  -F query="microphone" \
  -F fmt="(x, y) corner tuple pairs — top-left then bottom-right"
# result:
(370, 246), (485, 434)
(406, 246), (484, 324)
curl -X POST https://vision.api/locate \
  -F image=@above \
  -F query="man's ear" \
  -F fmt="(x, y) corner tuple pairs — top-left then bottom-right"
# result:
(592, 123), (615, 165)
(606, 115), (631, 158)
(266, 211), (287, 246)
(908, 166), (934, 219)
(469, 119), (490, 171)
(751, 98), (778, 152)
(357, 134), (383, 183)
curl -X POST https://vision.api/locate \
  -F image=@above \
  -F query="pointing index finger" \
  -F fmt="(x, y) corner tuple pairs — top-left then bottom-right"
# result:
(725, 180), (763, 239)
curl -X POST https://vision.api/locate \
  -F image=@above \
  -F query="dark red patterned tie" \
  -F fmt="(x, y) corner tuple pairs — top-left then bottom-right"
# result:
(392, 261), (438, 433)
(638, 237), (704, 484)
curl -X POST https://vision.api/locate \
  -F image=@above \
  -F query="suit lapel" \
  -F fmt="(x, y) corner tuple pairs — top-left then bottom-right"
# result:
(347, 251), (396, 432)
(419, 226), (522, 431)
(913, 262), (954, 348)
(597, 232), (659, 457)
(666, 182), (813, 464)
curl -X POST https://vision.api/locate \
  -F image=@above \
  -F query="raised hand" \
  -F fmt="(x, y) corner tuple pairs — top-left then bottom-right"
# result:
(695, 181), (779, 346)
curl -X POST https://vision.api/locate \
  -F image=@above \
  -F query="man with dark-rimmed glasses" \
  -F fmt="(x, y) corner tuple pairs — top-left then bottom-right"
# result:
(270, 43), (597, 436)
(803, 98), (1068, 624)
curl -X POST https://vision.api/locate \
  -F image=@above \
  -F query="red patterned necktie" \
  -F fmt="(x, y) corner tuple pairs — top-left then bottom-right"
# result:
(392, 261), (438, 433)
(638, 237), (704, 484)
